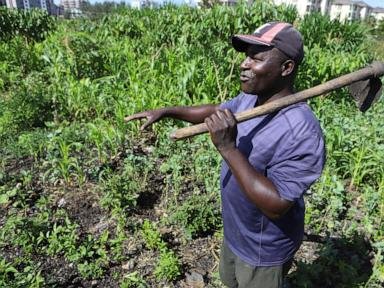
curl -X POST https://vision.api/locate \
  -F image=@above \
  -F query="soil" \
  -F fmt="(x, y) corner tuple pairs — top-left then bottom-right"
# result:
(0, 137), (376, 287)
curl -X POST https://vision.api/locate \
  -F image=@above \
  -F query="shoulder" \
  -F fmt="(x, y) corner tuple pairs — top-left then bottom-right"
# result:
(266, 103), (325, 173)
(276, 102), (323, 142)
(220, 92), (257, 112)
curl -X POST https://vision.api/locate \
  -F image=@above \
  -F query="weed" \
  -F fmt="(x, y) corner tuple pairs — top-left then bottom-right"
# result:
(121, 271), (147, 288)
(141, 220), (166, 251)
(101, 161), (142, 213)
(46, 216), (78, 256)
(0, 257), (45, 287)
(168, 192), (222, 239)
(154, 249), (181, 281)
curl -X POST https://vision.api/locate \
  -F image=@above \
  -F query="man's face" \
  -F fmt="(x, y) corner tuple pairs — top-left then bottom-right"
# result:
(240, 46), (284, 96)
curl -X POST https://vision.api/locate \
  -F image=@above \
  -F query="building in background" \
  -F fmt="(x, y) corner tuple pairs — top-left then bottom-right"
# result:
(193, 0), (238, 8)
(273, 0), (383, 21)
(5, 0), (22, 9)
(60, 0), (84, 17)
(61, 0), (83, 10)
(356, 1), (372, 19)
(130, 0), (160, 9)
(273, 0), (331, 17)
(372, 7), (384, 21)
(218, 0), (237, 6)
(2, 0), (382, 21)
(329, 0), (365, 21)
(5, 0), (60, 15)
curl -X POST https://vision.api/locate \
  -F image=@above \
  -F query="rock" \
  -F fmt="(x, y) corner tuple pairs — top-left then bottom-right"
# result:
(122, 260), (136, 270)
(89, 217), (110, 234)
(143, 146), (154, 154)
(185, 271), (205, 288)
(58, 198), (66, 208)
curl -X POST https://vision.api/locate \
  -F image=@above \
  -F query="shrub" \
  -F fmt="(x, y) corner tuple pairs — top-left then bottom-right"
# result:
(168, 193), (222, 239)
(0, 72), (53, 140)
(101, 162), (142, 212)
(0, 8), (55, 43)
(154, 249), (181, 281)
(141, 219), (166, 250)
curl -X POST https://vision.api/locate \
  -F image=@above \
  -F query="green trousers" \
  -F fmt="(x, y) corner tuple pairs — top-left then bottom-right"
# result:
(219, 241), (292, 288)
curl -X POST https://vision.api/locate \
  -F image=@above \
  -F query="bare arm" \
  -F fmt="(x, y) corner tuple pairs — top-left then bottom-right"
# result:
(219, 147), (293, 219)
(125, 104), (219, 130)
(204, 109), (293, 220)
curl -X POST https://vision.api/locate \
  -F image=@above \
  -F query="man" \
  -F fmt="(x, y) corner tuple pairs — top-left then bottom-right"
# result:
(125, 22), (325, 288)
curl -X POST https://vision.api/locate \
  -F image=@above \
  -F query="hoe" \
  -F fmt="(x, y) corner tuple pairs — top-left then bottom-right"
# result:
(170, 61), (384, 141)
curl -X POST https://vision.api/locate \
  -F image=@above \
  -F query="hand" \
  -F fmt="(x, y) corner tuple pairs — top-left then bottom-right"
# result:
(124, 109), (165, 130)
(204, 109), (237, 153)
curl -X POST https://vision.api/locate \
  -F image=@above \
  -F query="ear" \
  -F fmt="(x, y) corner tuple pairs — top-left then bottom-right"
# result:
(281, 60), (295, 77)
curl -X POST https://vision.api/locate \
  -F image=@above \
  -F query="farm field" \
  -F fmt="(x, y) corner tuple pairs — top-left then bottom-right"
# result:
(0, 3), (383, 287)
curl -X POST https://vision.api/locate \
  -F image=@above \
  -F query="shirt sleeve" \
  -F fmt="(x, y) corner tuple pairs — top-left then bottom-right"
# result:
(267, 133), (325, 201)
(219, 93), (244, 113)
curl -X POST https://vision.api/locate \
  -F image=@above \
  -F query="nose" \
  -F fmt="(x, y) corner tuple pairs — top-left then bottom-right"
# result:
(240, 56), (251, 70)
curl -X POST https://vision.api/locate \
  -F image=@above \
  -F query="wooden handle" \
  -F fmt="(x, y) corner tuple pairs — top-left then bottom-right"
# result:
(170, 61), (384, 141)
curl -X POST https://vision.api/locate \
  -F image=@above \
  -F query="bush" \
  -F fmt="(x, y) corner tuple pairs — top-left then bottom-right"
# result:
(169, 193), (222, 239)
(0, 8), (55, 43)
(154, 249), (181, 281)
(0, 72), (53, 140)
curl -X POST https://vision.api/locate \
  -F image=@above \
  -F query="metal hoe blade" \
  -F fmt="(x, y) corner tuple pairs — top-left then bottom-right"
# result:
(348, 77), (383, 112)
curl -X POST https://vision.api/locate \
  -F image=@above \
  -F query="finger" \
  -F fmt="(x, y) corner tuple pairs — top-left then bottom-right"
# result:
(124, 112), (148, 122)
(140, 119), (154, 131)
(211, 112), (231, 129)
(215, 110), (226, 121)
(124, 114), (145, 122)
(224, 109), (234, 118)
(210, 113), (222, 124)
(224, 109), (237, 125)
(207, 115), (220, 130)
(204, 117), (214, 132)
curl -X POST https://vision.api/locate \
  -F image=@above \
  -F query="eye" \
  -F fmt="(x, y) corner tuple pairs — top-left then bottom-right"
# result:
(250, 55), (262, 61)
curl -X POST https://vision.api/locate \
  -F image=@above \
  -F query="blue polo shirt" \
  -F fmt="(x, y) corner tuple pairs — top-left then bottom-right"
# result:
(220, 92), (325, 267)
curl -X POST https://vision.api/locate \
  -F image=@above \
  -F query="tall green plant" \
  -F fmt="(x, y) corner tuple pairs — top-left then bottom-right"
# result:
(0, 8), (55, 43)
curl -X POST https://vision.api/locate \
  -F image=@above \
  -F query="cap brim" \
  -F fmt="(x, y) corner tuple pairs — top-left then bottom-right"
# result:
(232, 35), (273, 52)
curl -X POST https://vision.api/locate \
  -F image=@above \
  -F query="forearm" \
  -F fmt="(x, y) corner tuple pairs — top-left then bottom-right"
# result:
(161, 104), (219, 124)
(220, 147), (292, 220)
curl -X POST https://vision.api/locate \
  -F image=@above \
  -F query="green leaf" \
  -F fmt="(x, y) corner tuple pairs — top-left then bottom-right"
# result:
(0, 194), (9, 204)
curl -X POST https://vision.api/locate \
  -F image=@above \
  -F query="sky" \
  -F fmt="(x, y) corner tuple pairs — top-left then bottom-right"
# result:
(364, 0), (384, 8)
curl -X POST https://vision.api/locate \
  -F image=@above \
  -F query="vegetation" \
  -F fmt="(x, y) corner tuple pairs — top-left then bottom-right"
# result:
(0, 2), (383, 287)
(0, 8), (55, 42)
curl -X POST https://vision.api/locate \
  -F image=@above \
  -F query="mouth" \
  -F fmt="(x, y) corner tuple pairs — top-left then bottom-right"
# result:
(240, 72), (253, 82)
(240, 75), (250, 82)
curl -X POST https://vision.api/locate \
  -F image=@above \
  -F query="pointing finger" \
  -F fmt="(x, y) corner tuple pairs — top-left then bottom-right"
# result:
(124, 112), (148, 122)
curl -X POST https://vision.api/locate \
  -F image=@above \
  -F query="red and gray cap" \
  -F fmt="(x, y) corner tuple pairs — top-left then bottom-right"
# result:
(232, 22), (304, 64)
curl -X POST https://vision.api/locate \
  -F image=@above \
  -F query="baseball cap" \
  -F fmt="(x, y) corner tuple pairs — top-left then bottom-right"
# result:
(232, 22), (304, 64)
